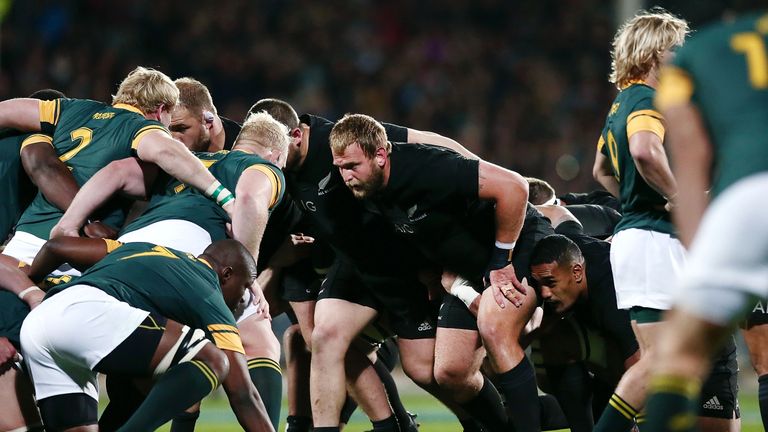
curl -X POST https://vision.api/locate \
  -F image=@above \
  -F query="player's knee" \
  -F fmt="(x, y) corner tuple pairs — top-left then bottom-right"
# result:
(284, 324), (310, 358)
(193, 344), (230, 382)
(310, 323), (348, 357)
(434, 361), (472, 390)
(401, 360), (434, 388)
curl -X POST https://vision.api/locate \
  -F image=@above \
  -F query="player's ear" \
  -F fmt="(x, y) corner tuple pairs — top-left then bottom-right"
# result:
(374, 146), (387, 166)
(220, 266), (234, 282)
(573, 262), (584, 283)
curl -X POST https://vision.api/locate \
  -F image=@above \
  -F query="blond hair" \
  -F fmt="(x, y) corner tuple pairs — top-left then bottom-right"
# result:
(237, 111), (290, 162)
(112, 66), (179, 114)
(329, 114), (390, 158)
(610, 10), (689, 89)
(175, 77), (216, 117)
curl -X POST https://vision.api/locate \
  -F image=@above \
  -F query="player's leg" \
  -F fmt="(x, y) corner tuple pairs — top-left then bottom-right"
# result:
(0, 362), (44, 432)
(741, 315), (768, 429)
(435, 295), (509, 432)
(310, 261), (389, 430)
(284, 319), (313, 432)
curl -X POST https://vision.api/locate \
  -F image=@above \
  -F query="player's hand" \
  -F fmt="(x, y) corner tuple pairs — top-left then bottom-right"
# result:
(268, 233), (315, 268)
(249, 281), (271, 321)
(50, 222), (80, 239)
(0, 337), (19, 374)
(83, 221), (119, 239)
(488, 264), (526, 309)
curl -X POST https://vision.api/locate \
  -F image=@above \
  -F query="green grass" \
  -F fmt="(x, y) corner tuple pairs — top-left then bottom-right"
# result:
(150, 388), (764, 432)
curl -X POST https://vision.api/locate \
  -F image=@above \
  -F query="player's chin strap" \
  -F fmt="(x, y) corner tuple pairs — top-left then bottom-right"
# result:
(153, 326), (209, 377)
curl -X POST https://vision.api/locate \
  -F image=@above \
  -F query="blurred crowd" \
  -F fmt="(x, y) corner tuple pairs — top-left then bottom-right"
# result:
(0, 0), (617, 193)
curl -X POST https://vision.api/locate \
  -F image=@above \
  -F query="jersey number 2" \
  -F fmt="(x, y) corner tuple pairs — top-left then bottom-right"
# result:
(60, 127), (93, 162)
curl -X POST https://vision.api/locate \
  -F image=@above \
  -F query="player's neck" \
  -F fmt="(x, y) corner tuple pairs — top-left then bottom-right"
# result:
(382, 154), (392, 188)
(207, 128), (225, 152)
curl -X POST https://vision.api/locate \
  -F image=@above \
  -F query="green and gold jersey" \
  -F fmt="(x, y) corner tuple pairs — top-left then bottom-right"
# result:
(0, 130), (35, 242)
(656, 11), (768, 197)
(47, 241), (244, 354)
(120, 149), (285, 241)
(598, 83), (673, 234)
(15, 99), (170, 239)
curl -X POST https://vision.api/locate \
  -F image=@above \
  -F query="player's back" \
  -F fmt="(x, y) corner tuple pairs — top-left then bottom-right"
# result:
(660, 12), (768, 196)
(599, 84), (672, 234)
(16, 99), (168, 238)
(0, 129), (35, 241)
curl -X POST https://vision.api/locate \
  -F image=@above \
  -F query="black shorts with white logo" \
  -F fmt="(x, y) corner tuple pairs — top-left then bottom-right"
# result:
(739, 299), (768, 328)
(437, 293), (478, 331)
(698, 336), (740, 419)
(281, 259), (323, 303)
(318, 258), (437, 339)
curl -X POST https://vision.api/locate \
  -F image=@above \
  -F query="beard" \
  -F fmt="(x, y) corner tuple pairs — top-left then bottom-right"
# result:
(348, 165), (384, 199)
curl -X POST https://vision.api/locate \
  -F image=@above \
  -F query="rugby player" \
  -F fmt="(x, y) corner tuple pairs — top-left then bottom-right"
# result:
(329, 113), (555, 432)
(645, 6), (768, 431)
(0, 67), (233, 273)
(50, 110), (289, 430)
(253, 99), (485, 432)
(11, 239), (274, 431)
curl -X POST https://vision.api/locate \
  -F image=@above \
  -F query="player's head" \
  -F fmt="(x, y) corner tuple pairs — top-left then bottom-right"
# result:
(526, 177), (557, 205)
(249, 98), (302, 169)
(529, 234), (586, 314)
(29, 89), (66, 100)
(610, 9), (689, 89)
(171, 77), (217, 152)
(235, 111), (290, 168)
(112, 66), (179, 127)
(200, 239), (257, 310)
(329, 113), (391, 199)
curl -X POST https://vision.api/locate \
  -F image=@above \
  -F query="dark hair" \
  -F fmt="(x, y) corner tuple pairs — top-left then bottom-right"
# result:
(526, 177), (556, 205)
(248, 98), (299, 129)
(29, 89), (66, 100)
(530, 234), (583, 267)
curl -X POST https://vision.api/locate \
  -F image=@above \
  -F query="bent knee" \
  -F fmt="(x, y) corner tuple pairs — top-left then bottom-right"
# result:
(434, 363), (474, 390)
(194, 344), (230, 382)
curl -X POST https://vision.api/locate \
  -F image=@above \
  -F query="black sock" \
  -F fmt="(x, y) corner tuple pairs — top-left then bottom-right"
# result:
(287, 415), (313, 432)
(339, 395), (358, 424)
(497, 358), (540, 432)
(759, 374), (768, 430)
(458, 417), (486, 432)
(170, 410), (200, 432)
(248, 357), (283, 431)
(119, 360), (218, 432)
(539, 394), (568, 430)
(372, 358), (416, 431)
(371, 415), (399, 432)
(459, 376), (508, 432)
(313, 428), (341, 432)
(547, 363), (594, 432)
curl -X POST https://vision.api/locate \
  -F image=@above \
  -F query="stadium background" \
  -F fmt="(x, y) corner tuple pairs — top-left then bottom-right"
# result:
(1, 0), (762, 430)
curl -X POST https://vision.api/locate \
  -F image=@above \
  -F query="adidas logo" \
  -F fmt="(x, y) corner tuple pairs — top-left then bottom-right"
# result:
(702, 396), (724, 411)
(417, 321), (433, 331)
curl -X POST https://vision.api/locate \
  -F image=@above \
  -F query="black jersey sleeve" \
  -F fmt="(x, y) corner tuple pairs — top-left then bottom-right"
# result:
(382, 122), (408, 142)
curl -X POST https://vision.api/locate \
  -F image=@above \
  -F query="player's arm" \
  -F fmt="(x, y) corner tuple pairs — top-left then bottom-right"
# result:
(221, 350), (275, 431)
(0, 256), (44, 308)
(628, 130), (677, 203)
(51, 157), (158, 237)
(232, 167), (281, 263)
(19, 135), (80, 210)
(656, 65), (710, 247)
(406, 128), (479, 159)
(478, 160), (530, 301)
(28, 237), (120, 282)
(134, 130), (235, 212)
(592, 138), (620, 198)
(0, 98), (42, 132)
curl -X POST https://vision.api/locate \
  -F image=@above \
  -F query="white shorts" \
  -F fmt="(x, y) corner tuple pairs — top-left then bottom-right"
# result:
(2, 231), (80, 275)
(676, 173), (768, 324)
(20, 285), (149, 401)
(118, 220), (254, 322)
(118, 219), (213, 256)
(611, 228), (687, 310)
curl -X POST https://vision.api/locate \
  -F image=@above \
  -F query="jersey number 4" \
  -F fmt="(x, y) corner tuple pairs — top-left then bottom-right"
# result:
(731, 32), (768, 89)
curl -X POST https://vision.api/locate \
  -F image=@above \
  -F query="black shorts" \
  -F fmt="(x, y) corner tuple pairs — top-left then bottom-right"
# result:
(698, 337), (740, 419)
(281, 259), (322, 303)
(437, 294), (478, 331)
(739, 299), (768, 328)
(320, 259), (437, 339)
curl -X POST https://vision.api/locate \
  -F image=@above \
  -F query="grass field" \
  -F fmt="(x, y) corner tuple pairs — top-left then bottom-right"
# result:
(150, 374), (764, 432)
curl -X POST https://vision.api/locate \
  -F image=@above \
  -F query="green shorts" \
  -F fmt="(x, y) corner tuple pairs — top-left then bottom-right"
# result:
(629, 306), (665, 324)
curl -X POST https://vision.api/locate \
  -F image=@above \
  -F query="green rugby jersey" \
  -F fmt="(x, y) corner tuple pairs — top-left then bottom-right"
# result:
(598, 83), (673, 234)
(0, 130), (35, 242)
(47, 241), (244, 354)
(120, 149), (285, 240)
(657, 11), (768, 197)
(15, 99), (169, 239)
(0, 290), (30, 350)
